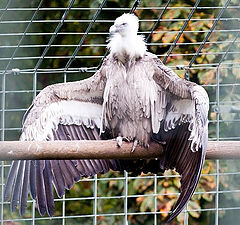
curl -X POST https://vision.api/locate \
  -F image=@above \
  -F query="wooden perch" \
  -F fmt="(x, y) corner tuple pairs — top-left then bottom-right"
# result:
(0, 140), (239, 160)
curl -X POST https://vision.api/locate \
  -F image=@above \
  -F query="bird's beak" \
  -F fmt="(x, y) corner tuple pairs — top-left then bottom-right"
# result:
(109, 25), (118, 35)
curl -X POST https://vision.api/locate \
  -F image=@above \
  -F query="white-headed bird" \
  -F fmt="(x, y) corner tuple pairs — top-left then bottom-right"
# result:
(4, 13), (209, 223)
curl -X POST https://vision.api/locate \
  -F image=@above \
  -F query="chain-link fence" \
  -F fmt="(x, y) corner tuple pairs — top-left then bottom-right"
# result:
(0, 0), (240, 224)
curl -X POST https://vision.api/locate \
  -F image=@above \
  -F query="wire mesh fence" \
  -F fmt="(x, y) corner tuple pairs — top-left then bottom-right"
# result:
(0, 0), (240, 224)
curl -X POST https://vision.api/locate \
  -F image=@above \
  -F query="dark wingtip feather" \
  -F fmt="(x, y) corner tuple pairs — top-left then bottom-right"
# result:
(166, 202), (186, 224)
(36, 161), (47, 216)
(11, 160), (25, 212)
(58, 160), (75, 190)
(166, 188), (195, 223)
(166, 151), (204, 223)
(4, 160), (19, 202)
(43, 160), (55, 217)
(51, 160), (65, 198)
(19, 160), (30, 216)
(38, 205), (47, 216)
(64, 160), (81, 182)
(151, 123), (207, 224)
(29, 160), (37, 199)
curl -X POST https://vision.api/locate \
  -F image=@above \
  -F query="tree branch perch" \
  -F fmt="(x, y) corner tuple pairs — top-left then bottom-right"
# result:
(0, 140), (239, 160)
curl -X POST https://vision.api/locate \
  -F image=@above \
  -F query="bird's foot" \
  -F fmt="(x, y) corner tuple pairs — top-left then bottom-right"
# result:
(116, 136), (130, 148)
(116, 136), (149, 152)
(131, 139), (138, 152)
(131, 140), (149, 152)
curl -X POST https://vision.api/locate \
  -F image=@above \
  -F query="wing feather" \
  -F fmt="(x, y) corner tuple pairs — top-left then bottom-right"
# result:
(5, 52), (209, 223)
(29, 160), (37, 199)
(42, 160), (55, 216)
(19, 160), (30, 216)
(58, 160), (75, 190)
(50, 160), (65, 198)
(150, 55), (209, 222)
(64, 160), (81, 182)
(4, 96), (126, 216)
(35, 160), (47, 216)
(4, 160), (19, 201)
(11, 160), (24, 212)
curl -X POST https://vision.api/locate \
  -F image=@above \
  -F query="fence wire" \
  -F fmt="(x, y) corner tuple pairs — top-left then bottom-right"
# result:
(0, 0), (240, 224)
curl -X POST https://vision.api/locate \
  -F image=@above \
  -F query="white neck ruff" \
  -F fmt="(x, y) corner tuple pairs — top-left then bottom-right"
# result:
(107, 34), (147, 62)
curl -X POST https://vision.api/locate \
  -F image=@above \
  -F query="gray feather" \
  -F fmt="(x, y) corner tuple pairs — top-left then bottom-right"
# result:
(43, 160), (54, 216)
(50, 160), (65, 198)
(29, 160), (37, 199)
(35, 160), (47, 216)
(4, 160), (19, 201)
(59, 160), (75, 190)
(19, 160), (30, 216)
(11, 160), (25, 212)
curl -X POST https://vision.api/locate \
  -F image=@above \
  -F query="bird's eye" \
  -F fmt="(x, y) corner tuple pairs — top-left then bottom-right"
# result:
(122, 23), (127, 26)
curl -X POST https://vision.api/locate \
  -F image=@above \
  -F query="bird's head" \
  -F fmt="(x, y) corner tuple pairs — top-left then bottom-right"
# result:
(107, 13), (146, 62)
(109, 13), (139, 38)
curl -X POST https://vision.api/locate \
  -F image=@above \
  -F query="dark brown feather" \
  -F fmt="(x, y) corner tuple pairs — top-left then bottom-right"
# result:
(29, 160), (37, 199)
(11, 160), (24, 212)
(35, 160), (47, 216)
(43, 160), (55, 216)
(5, 122), (127, 217)
(50, 160), (65, 198)
(4, 160), (19, 201)
(19, 160), (30, 216)
(58, 160), (75, 189)
(152, 123), (206, 223)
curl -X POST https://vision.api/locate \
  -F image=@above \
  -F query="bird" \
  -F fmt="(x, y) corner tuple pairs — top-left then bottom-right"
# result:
(4, 13), (209, 223)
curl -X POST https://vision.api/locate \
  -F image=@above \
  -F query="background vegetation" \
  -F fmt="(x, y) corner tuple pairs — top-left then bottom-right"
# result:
(1, 0), (240, 224)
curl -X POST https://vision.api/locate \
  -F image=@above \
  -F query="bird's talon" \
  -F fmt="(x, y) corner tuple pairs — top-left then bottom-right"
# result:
(116, 136), (131, 147)
(116, 136), (123, 147)
(131, 139), (139, 152)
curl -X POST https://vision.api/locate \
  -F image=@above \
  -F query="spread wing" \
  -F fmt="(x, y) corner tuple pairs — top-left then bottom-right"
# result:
(150, 54), (209, 222)
(4, 60), (125, 217)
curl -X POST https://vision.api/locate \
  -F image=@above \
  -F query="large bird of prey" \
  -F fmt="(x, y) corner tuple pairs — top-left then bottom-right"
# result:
(4, 13), (209, 223)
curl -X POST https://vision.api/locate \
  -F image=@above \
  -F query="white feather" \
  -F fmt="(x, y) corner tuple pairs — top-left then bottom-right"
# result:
(107, 13), (147, 61)
(21, 101), (102, 141)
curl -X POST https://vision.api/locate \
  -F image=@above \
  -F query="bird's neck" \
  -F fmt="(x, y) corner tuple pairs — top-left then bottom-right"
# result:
(107, 34), (147, 64)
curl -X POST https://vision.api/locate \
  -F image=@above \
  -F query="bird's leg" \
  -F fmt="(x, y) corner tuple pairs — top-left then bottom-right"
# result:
(144, 143), (150, 149)
(116, 135), (149, 152)
(131, 140), (150, 152)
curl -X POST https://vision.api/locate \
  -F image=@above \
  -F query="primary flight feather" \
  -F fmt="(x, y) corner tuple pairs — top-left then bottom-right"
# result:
(5, 13), (209, 223)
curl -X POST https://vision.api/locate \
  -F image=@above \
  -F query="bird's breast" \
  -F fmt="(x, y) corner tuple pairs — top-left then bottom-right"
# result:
(102, 64), (159, 143)
(107, 72), (153, 119)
